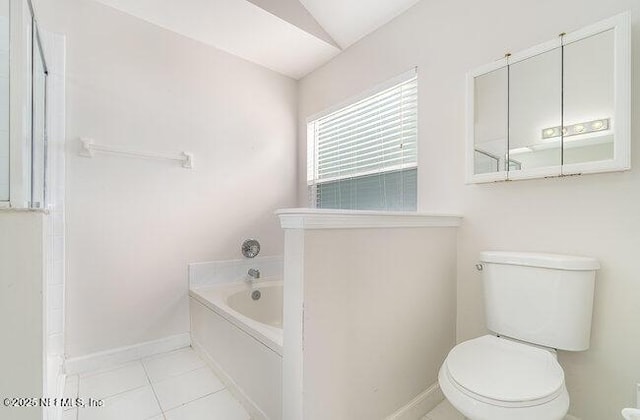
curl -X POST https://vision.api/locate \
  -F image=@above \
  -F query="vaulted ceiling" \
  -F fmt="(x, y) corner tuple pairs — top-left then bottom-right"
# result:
(93, 0), (421, 79)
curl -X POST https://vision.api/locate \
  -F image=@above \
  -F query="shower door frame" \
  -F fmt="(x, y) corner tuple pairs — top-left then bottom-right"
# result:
(6, 0), (49, 209)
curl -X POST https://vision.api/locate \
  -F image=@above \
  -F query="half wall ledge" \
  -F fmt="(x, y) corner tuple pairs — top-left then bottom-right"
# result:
(275, 208), (463, 229)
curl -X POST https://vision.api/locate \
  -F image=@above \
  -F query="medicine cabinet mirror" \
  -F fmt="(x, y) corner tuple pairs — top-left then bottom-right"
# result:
(466, 12), (630, 183)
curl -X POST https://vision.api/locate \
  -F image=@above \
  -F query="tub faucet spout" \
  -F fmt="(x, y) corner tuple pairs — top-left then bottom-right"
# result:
(247, 268), (261, 280)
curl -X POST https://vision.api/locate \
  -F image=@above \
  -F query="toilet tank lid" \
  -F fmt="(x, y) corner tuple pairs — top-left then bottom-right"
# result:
(480, 251), (600, 271)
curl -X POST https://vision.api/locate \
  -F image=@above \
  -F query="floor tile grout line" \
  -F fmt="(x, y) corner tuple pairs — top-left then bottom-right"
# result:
(140, 346), (195, 365)
(77, 361), (151, 402)
(140, 347), (207, 384)
(161, 388), (227, 416)
(79, 382), (150, 405)
(141, 356), (165, 419)
(158, 375), (227, 414)
(143, 411), (166, 420)
(146, 362), (209, 386)
(78, 360), (145, 380)
(161, 391), (214, 414)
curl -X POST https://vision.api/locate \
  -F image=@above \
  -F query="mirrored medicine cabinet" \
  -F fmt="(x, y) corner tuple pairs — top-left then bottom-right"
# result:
(466, 12), (631, 183)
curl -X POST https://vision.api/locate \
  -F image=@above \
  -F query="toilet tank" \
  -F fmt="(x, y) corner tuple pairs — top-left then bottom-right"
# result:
(480, 251), (599, 351)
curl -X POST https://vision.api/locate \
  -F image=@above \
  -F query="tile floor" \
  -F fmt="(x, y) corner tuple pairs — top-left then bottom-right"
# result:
(61, 347), (250, 420)
(422, 400), (465, 420)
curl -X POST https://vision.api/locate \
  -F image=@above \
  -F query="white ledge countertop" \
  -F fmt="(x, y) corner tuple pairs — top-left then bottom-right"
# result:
(275, 208), (463, 229)
(0, 207), (49, 214)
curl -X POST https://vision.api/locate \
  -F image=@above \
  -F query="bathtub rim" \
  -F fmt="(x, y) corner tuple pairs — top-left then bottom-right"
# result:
(189, 278), (283, 356)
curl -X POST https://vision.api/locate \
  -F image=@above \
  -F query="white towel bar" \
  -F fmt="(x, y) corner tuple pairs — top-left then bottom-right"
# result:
(79, 138), (193, 169)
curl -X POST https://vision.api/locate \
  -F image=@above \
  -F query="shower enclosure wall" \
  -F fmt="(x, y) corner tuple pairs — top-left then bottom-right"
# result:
(0, 1), (66, 419)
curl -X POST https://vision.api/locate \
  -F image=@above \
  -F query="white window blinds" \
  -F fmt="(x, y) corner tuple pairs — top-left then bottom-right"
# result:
(307, 70), (418, 211)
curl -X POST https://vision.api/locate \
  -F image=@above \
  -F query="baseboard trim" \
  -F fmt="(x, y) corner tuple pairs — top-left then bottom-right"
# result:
(385, 383), (444, 420)
(191, 336), (268, 420)
(64, 332), (191, 375)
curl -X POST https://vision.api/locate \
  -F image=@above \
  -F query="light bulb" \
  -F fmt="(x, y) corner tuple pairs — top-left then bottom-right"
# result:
(574, 124), (585, 133)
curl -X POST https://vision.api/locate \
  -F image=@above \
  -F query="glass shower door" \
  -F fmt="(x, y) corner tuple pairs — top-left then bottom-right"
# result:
(0, 0), (49, 208)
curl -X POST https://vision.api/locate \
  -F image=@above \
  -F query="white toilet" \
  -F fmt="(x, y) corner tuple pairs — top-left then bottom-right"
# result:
(439, 251), (599, 420)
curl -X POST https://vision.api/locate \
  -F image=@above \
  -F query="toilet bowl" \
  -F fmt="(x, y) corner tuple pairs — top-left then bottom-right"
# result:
(439, 335), (569, 420)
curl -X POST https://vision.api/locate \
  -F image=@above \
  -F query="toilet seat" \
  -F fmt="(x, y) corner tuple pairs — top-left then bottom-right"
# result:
(444, 335), (565, 407)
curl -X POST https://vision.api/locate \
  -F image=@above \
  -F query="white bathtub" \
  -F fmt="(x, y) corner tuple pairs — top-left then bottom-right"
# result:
(189, 279), (283, 420)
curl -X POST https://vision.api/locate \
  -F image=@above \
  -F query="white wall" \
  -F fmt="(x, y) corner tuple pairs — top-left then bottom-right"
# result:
(298, 1), (640, 418)
(0, 211), (45, 420)
(34, 0), (298, 358)
(301, 227), (457, 419)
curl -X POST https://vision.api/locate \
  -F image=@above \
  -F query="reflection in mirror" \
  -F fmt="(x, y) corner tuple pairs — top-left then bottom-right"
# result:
(508, 47), (562, 172)
(473, 67), (507, 175)
(563, 29), (614, 165)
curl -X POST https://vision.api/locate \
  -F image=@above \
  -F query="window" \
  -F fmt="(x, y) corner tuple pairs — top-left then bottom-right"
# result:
(307, 70), (418, 211)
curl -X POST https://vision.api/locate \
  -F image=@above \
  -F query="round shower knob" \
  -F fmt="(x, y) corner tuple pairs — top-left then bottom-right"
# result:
(241, 239), (261, 258)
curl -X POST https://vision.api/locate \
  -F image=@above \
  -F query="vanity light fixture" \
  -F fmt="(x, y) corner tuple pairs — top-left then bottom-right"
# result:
(541, 118), (610, 139)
